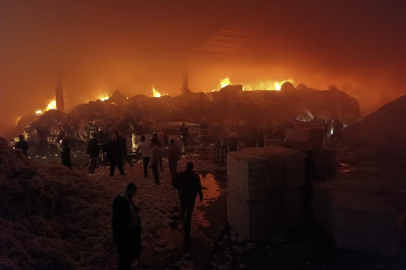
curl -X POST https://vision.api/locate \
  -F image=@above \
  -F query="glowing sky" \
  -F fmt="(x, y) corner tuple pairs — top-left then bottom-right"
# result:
(0, 0), (405, 134)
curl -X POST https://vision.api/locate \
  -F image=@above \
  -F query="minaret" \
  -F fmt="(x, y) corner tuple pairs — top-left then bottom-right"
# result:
(55, 76), (65, 112)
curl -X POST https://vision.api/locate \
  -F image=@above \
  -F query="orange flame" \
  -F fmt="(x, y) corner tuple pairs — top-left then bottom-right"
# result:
(46, 100), (57, 110)
(217, 78), (293, 91)
(153, 87), (162, 98)
(98, 94), (110, 101)
(220, 78), (232, 88)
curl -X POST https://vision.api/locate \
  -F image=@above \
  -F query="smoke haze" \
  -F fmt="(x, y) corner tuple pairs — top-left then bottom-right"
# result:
(1, 0), (405, 135)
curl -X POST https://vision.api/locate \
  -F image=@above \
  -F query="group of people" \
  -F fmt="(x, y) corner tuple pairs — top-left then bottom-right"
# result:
(86, 131), (133, 176)
(112, 160), (203, 270)
(213, 124), (266, 166)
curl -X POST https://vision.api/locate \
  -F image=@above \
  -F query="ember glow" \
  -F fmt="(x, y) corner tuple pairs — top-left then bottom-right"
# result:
(217, 77), (293, 91)
(34, 100), (57, 116)
(220, 78), (232, 88)
(244, 79), (294, 91)
(98, 95), (110, 101)
(46, 100), (57, 110)
(152, 87), (162, 98)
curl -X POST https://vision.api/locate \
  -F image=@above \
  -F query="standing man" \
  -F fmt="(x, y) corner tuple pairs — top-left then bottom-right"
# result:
(149, 140), (162, 185)
(175, 162), (203, 240)
(136, 135), (151, 178)
(15, 135), (29, 156)
(179, 122), (189, 151)
(104, 134), (125, 177)
(87, 133), (99, 174)
(168, 139), (182, 185)
(112, 183), (142, 270)
(60, 139), (72, 170)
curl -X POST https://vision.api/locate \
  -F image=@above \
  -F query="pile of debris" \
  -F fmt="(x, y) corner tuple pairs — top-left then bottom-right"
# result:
(313, 95), (406, 255)
(338, 94), (406, 171)
(0, 137), (113, 270)
(17, 84), (361, 155)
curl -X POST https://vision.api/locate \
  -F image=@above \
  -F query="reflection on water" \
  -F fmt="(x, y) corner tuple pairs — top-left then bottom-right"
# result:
(340, 163), (352, 174)
(194, 173), (221, 228)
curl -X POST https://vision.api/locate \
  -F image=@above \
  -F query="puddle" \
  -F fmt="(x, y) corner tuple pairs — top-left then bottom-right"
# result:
(194, 174), (221, 228)
(339, 163), (353, 174)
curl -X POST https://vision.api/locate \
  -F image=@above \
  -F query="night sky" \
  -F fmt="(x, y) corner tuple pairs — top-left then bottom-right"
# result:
(0, 0), (405, 134)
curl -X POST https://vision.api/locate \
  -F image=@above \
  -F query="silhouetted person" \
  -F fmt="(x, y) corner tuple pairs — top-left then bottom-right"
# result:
(304, 150), (317, 225)
(136, 135), (151, 178)
(179, 122), (189, 151)
(151, 133), (162, 147)
(257, 126), (265, 147)
(15, 135), (29, 156)
(104, 134), (125, 177)
(113, 131), (133, 168)
(87, 133), (99, 174)
(174, 162), (203, 240)
(228, 131), (239, 152)
(149, 140), (162, 185)
(112, 183), (142, 270)
(199, 119), (209, 150)
(151, 133), (164, 171)
(60, 140), (72, 170)
(168, 139), (182, 185)
(219, 128), (229, 166)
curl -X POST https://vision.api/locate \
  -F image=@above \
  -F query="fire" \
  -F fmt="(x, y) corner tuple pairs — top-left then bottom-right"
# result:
(220, 78), (232, 88)
(152, 87), (161, 98)
(217, 78), (293, 91)
(98, 94), (110, 101)
(34, 100), (57, 116)
(243, 79), (294, 91)
(46, 100), (57, 110)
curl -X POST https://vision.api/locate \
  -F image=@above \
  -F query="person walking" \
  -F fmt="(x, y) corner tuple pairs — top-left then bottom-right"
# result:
(174, 162), (203, 240)
(112, 183), (142, 270)
(104, 134), (125, 177)
(168, 139), (182, 185)
(60, 139), (72, 170)
(179, 122), (189, 151)
(87, 133), (99, 174)
(136, 135), (152, 178)
(149, 140), (162, 185)
(15, 134), (29, 156)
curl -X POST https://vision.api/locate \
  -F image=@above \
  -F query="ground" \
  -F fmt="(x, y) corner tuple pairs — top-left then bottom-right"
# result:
(30, 150), (406, 270)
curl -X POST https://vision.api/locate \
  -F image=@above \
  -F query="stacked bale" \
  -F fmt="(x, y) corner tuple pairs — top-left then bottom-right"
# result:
(227, 146), (305, 240)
